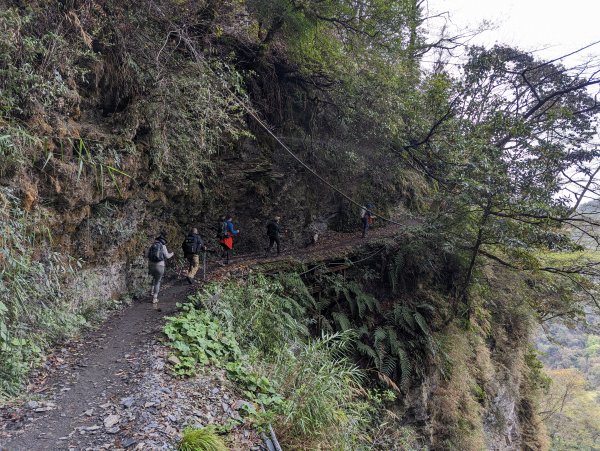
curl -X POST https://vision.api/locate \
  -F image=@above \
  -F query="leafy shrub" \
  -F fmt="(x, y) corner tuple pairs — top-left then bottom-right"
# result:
(166, 280), (395, 447)
(225, 361), (283, 408)
(190, 273), (309, 356)
(163, 303), (284, 409)
(164, 305), (241, 377)
(178, 426), (227, 451)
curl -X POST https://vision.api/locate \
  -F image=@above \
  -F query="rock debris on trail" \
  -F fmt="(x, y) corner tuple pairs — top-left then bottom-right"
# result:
(0, 225), (406, 450)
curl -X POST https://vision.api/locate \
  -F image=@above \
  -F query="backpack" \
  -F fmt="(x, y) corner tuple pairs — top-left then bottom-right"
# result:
(182, 235), (199, 255)
(148, 241), (165, 262)
(266, 221), (278, 237)
(216, 221), (228, 239)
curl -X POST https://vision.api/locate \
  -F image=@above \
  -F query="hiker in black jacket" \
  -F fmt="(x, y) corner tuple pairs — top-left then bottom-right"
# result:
(182, 228), (206, 284)
(265, 216), (282, 255)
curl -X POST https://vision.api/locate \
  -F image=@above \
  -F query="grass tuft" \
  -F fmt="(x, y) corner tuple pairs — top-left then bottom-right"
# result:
(178, 426), (227, 451)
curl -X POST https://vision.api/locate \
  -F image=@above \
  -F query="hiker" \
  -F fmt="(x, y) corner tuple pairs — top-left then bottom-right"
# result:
(218, 215), (239, 265)
(182, 227), (206, 284)
(360, 203), (374, 238)
(265, 216), (282, 255)
(147, 231), (174, 307)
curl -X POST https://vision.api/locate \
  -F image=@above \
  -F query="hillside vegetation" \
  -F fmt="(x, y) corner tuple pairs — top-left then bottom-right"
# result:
(1, 1), (600, 449)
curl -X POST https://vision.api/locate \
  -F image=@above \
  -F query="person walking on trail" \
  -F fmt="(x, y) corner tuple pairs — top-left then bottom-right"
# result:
(182, 227), (206, 284)
(360, 203), (374, 238)
(265, 216), (282, 256)
(218, 215), (239, 265)
(147, 231), (174, 308)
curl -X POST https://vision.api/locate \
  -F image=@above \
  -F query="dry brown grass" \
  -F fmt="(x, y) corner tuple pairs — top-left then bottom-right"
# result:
(430, 326), (485, 451)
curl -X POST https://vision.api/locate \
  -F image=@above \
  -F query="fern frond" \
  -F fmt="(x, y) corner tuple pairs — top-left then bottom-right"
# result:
(316, 315), (334, 333)
(393, 305), (415, 333)
(401, 306), (416, 330)
(332, 311), (352, 332)
(413, 311), (430, 335)
(355, 341), (378, 363)
(356, 325), (369, 338)
(397, 347), (412, 390)
(386, 327), (403, 357)
(373, 326), (387, 344)
(381, 355), (397, 376)
(416, 302), (435, 312)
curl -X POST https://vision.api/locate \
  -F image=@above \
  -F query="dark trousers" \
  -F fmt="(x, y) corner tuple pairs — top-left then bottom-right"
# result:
(266, 235), (280, 254)
(361, 217), (369, 238)
(220, 243), (230, 263)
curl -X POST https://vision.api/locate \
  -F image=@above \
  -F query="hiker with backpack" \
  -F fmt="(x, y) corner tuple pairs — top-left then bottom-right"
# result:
(148, 231), (174, 307)
(182, 227), (206, 284)
(265, 216), (282, 256)
(360, 203), (374, 238)
(217, 215), (239, 265)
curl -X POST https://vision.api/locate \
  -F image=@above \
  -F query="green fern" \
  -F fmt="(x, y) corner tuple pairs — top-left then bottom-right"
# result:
(397, 347), (412, 390)
(316, 314), (334, 333)
(387, 253), (405, 293)
(393, 305), (416, 332)
(356, 341), (378, 363)
(373, 327), (387, 344)
(332, 312), (352, 331)
(413, 311), (430, 335)
(381, 355), (397, 376)
(385, 327), (402, 356)
(356, 325), (370, 338)
(304, 261), (441, 394)
(348, 281), (380, 317)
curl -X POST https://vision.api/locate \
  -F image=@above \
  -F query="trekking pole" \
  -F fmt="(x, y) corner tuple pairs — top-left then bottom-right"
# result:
(202, 251), (207, 281)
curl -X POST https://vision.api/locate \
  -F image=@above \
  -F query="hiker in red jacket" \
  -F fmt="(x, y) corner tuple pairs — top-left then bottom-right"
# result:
(218, 215), (239, 265)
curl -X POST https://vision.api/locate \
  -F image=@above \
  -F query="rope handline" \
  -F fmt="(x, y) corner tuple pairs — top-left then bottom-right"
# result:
(177, 31), (405, 227)
(296, 246), (387, 277)
(232, 90), (405, 227)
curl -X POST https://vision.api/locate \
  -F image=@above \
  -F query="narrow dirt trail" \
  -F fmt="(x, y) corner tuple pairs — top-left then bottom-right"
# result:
(0, 284), (189, 451)
(0, 224), (407, 451)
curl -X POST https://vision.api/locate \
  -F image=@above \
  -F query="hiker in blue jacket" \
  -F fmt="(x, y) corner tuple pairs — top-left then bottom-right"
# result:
(219, 215), (239, 265)
(226, 216), (239, 237)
